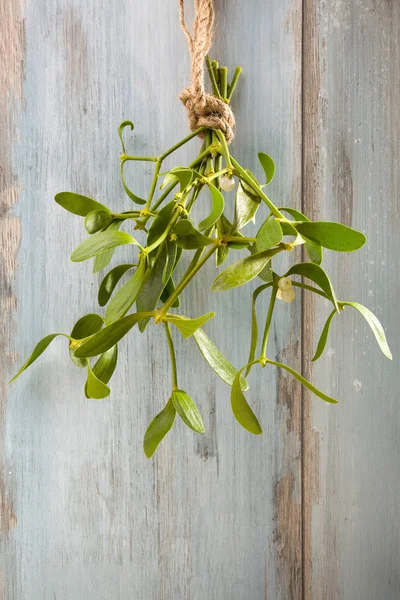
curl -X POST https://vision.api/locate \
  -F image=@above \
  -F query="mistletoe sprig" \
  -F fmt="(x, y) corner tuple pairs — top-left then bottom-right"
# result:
(11, 60), (392, 457)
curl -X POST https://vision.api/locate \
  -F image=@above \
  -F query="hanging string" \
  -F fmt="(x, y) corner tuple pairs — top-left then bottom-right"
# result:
(178, 0), (235, 143)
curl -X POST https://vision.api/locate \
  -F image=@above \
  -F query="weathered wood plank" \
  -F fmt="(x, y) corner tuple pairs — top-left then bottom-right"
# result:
(3, 0), (303, 598)
(303, 1), (400, 598)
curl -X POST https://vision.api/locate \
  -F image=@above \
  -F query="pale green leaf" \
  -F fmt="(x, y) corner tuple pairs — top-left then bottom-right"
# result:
(295, 221), (366, 252)
(258, 152), (275, 184)
(285, 262), (339, 311)
(171, 389), (205, 433)
(198, 184), (225, 231)
(120, 159), (146, 205)
(267, 359), (338, 403)
(279, 207), (323, 264)
(193, 328), (249, 390)
(105, 259), (146, 325)
(340, 301), (392, 359)
(231, 369), (262, 434)
(54, 192), (108, 217)
(136, 243), (174, 331)
(118, 120), (134, 154)
(71, 231), (139, 262)
(166, 312), (215, 338)
(232, 183), (260, 231)
(86, 363), (110, 399)
(98, 264), (136, 306)
(211, 249), (276, 292)
(256, 218), (283, 252)
(173, 220), (212, 250)
(70, 313), (104, 368)
(9, 333), (71, 383)
(169, 167), (195, 191)
(74, 313), (149, 358)
(93, 220), (123, 273)
(312, 309), (337, 361)
(143, 399), (176, 458)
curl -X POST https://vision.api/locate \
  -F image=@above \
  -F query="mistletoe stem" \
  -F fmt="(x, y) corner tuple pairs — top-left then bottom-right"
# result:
(164, 322), (178, 390)
(260, 286), (278, 360)
(231, 157), (285, 219)
(161, 243), (218, 314)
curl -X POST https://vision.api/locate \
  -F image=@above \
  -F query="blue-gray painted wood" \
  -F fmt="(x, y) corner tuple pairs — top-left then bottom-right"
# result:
(1, 0), (398, 598)
(2, 0), (302, 598)
(303, 1), (400, 598)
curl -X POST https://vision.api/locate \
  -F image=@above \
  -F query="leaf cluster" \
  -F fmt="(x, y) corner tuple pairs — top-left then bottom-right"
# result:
(11, 59), (392, 456)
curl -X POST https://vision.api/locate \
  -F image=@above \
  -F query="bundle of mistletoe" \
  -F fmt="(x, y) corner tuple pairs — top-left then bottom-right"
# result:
(11, 2), (392, 458)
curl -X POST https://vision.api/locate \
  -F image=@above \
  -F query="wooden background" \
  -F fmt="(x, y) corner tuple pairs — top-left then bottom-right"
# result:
(1, 0), (399, 598)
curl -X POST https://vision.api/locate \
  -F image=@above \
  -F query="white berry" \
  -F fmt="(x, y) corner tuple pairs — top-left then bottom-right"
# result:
(219, 175), (236, 192)
(277, 287), (296, 303)
(278, 277), (292, 291)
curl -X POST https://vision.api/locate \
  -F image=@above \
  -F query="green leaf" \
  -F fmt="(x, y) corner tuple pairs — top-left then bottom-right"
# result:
(198, 184), (225, 231)
(193, 328), (248, 390)
(295, 221), (366, 252)
(84, 209), (113, 234)
(256, 218), (283, 252)
(173, 220), (212, 250)
(211, 249), (276, 292)
(231, 369), (262, 434)
(216, 217), (230, 265)
(257, 262), (273, 283)
(70, 313), (104, 368)
(280, 207), (323, 264)
(70, 314), (104, 339)
(232, 183), (260, 231)
(104, 259), (147, 324)
(9, 333), (70, 383)
(216, 245), (229, 266)
(93, 220), (123, 273)
(74, 313), (147, 358)
(147, 200), (176, 251)
(85, 345), (118, 399)
(169, 167), (195, 191)
(143, 399), (176, 458)
(285, 262), (339, 311)
(166, 312), (215, 338)
(160, 277), (180, 308)
(171, 389), (205, 433)
(246, 284), (272, 375)
(162, 240), (177, 285)
(160, 172), (178, 190)
(136, 243), (174, 331)
(340, 301), (392, 360)
(241, 169), (263, 200)
(118, 120), (134, 154)
(258, 152), (275, 184)
(280, 220), (304, 246)
(71, 231), (139, 262)
(86, 363), (110, 399)
(98, 264), (136, 306)
(90, 345), (118, 384)
(267, 359), (338, 403)
(120, 159), (146, 205)
(54, 192), (108, 217)
(312, 309), (337, 361)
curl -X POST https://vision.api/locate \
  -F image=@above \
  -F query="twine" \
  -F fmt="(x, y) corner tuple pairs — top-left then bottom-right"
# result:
(178, 0), (235, 143)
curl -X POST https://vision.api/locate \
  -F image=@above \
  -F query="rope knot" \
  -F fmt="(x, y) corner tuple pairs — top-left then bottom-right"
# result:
(179, 0), (236, 143)
(179, 88), (235, 143)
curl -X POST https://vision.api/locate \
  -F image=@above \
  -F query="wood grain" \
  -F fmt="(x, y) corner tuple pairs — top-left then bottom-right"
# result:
(1, 0), (399, 598)
(303, 1), (400, 599)
(3, 0), (303, 598)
